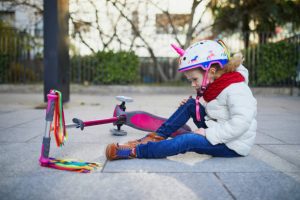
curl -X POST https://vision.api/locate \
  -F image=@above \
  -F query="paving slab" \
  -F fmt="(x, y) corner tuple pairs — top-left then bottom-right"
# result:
(259, 129), (300, 145)
(0, 172), (232, 200)
(255, 132), (284, 144)
(261, 145), (300, 168)
(250, 145), (300, 173)
(216, 172), (300, 200)
(0, 109), (44, 129)
(285, 172), (300, 183)
(0, 127), (44, 143)
(0, 142), (104, 177)
(103, 145), (300, 173)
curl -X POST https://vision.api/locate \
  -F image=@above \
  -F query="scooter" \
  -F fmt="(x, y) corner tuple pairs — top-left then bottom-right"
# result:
(39, 90), (191, 173)
(68, 95), (191, 136)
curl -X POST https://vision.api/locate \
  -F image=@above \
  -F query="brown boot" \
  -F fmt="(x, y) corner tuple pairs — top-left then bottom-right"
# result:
(127, 132), (165, 147)
(106, 143), (137, 161)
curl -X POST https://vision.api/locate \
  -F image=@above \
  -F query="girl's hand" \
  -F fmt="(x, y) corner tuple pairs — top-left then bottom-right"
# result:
(179, 96), (192, 106)
(194, 128), (206, 136)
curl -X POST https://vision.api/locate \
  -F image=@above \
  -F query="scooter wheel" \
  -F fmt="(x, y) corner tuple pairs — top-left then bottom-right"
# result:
(110, 128), (127, 136)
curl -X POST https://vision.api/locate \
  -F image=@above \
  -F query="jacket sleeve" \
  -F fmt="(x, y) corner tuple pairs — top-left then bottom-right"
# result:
(205, 84), (256, 145)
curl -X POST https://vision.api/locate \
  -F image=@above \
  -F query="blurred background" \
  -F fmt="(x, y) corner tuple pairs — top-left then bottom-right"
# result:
(0, 0), (300, 87)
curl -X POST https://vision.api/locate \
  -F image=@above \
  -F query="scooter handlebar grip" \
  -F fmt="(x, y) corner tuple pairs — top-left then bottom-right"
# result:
(45, 92), (57, 121)
(42, 137), (51, 158)
(72, 118), (85, 130)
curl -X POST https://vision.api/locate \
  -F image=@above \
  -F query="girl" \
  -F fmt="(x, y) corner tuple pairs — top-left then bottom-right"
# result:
(106, 40), (257, 160)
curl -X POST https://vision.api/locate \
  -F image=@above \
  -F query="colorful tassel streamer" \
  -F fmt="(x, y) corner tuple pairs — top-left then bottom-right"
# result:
(50, 90), (67, 147)
(41, 157), (101, 173)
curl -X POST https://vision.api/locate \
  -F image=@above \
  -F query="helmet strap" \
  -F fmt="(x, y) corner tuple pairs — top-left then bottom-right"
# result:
(197, 70), (209, 97)
(195, 70), (209, 122)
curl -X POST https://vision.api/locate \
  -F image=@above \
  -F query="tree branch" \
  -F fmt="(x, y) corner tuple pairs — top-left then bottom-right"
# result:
(184, 0), (203, 48)
(4, 0), (43, 14)
(69, 14), (96, 54)
(88, 0), (105, 48)
(148, 1), (183, 47)
(108, 0), (169, 81)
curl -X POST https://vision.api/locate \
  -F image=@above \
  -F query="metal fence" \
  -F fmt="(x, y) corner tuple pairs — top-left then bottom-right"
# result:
(243, 33), (300, 87)
(0, 27), (299, 87)
(0, 28), (43, 83)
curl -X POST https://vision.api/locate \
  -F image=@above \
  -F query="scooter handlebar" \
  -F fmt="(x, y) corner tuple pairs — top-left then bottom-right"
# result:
(72, 118), (85, 130)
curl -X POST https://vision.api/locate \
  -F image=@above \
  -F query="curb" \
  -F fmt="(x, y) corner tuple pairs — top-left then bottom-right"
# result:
(0, 84), (299, 96)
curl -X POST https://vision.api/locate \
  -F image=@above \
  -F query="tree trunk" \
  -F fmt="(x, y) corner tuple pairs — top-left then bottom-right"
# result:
(242, 14), (250, 49)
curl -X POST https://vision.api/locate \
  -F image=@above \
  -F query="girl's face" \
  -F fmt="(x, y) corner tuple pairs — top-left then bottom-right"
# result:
(184, 68), (216, 89)
(184, 69), (204, 90)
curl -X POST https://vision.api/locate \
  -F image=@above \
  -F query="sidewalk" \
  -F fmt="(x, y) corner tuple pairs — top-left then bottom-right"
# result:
(0, 88), (300, 200)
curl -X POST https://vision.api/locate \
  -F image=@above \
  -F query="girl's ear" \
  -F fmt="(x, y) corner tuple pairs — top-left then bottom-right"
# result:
(209, 67), (216, 74)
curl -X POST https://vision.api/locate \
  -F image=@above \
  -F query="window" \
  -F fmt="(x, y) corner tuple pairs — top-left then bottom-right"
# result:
(34, 12), (43, 37)
(156, 13), (191, 34)
(0, 11), (15, 26)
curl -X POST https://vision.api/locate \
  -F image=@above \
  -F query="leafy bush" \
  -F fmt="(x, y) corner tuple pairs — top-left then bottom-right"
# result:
(256, 41), (298, 86)
(0, 54), (10, 83)
(94, 51), (139, 84)
(70, 55), (95, 83)
(71, 51), (139, 84)
(8, 62), (37, 83)
(0, 22), (14, 83)
(0, 21), (38, 83)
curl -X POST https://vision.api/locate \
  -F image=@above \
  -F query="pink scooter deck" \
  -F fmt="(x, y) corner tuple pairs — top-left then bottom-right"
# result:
(114, 105), (191, 137)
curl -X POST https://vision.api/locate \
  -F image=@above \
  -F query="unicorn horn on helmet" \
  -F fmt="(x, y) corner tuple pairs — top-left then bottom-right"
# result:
(171, 44), (185, 56)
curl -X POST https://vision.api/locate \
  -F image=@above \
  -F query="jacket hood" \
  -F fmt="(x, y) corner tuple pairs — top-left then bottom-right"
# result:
(236, 64), (249, 84)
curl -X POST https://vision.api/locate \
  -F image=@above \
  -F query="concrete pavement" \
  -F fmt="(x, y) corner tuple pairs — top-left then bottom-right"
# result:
(0, 87), (300, 200)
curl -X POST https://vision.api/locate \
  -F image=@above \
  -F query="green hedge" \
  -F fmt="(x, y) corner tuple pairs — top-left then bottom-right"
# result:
(0, 54), (10, 83)
(0, 22), (14, 83)
(71, 51), (139, 84)
(255, 41), (298, 86)
(94, 51), (139, 84)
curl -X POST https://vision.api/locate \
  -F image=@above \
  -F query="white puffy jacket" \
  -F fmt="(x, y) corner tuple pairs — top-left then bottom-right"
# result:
(200, 65), (257, 156)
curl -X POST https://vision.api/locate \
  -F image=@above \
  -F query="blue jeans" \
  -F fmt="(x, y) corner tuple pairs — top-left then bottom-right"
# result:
(136, 98), (241, 158)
